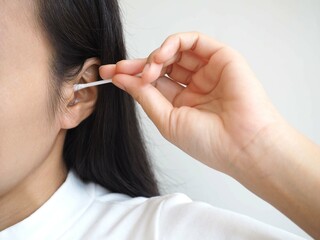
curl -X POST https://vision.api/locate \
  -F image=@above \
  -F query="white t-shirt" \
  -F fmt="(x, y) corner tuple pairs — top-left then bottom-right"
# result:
(0, 169), (306, 240)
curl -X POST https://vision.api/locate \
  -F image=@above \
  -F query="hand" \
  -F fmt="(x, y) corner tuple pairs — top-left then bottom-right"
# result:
(100, 32), (320, 238)
(99, 32), (283, 175)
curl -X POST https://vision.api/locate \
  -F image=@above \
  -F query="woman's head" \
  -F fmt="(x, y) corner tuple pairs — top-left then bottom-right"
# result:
(0, 0), (160, 198)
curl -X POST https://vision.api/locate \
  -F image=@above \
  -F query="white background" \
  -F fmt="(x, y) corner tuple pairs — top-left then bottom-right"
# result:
(119, 0), (320, 238)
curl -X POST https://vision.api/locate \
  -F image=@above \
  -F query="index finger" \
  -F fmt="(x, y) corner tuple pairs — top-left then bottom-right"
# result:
(153, 32), (226, 64)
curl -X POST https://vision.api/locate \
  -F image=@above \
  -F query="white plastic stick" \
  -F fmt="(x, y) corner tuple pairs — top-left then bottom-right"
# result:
(73, 79), (113, 92)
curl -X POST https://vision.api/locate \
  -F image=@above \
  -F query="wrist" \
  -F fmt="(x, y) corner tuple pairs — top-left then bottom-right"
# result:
(233, 118), (294, 185)
(231, 117), (320, 238)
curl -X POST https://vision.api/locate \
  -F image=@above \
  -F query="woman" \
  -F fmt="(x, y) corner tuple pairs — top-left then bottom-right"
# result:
(0, 0), (318, 239)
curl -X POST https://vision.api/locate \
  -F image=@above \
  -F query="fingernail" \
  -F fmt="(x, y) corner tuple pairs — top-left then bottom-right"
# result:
(99, 65), (106, 72)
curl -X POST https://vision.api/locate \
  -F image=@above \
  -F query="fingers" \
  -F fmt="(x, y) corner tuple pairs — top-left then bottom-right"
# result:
(158, 50), (207, 74)
(141, 62), (164, 84)
(116, 58), (147, 75)
(167, 63), (193, 85)
(99, 64), (116, 79)
(100, 32), (225, 84)
(100, 32), (219, 87)
(112, 74), (179, 138)
(100, 58), (165, 87)
(140, 33), (216, 86)
(153, 32), (225, 64)
(175, 50), (208, 72)
(139, 50), (208, 87)
(99, 59), (147, 79)
(163, 50), (208, 85)
(154, 76), (185, 103)
(112, 72), (185, 104)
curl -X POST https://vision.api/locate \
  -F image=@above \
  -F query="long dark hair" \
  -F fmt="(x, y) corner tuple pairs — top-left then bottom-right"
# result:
(36, 0), (161, 197)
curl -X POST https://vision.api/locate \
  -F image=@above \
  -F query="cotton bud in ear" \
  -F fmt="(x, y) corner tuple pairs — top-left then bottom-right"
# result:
(68, 97), (80, 107)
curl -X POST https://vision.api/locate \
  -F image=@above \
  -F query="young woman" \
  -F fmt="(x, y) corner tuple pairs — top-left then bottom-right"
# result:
(1, 0), (318, 239)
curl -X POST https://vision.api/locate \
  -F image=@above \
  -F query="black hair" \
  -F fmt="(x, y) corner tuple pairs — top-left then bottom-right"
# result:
(36, 0), (161, 197)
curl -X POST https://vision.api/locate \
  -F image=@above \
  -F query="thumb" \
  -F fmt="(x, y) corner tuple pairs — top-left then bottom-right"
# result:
(112, 73), (174, 138)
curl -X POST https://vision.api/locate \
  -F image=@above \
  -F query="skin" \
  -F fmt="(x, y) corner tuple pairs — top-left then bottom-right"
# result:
(100, 32), (320, 238)
(1, 0), (318, 238)
(0, 0), (100, 231)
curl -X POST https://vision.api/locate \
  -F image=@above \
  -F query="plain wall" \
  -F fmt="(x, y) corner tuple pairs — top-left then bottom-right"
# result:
(119, 0), (320, 238)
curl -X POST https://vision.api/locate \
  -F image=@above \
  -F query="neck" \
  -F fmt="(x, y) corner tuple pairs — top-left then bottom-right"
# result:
(0, 131), (68, 231)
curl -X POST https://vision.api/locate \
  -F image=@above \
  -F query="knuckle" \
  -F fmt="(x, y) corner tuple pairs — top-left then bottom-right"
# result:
(147, 49), (158, 63)
(116, 59), (126, 65)
(116, 60), (126, 68)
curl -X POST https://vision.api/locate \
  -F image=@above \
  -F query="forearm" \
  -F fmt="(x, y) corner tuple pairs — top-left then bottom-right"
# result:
(233, 120), (320, 238)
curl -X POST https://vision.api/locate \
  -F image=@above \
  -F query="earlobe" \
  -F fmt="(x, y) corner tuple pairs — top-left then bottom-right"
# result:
(60, 57), (101, 130)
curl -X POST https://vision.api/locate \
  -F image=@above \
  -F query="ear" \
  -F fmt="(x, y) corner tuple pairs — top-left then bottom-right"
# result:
(59, 57), (101, 130)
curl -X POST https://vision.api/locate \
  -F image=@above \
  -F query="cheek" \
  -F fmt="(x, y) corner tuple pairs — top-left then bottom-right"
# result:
(0, 67), (60, 196)
(0, 0), (64, 196)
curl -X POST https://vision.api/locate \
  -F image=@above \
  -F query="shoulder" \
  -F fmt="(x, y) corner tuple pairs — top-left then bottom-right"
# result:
(62, 179), (192, 239)
(62, 175), (306, 240)
(78, 190), (301, 240)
